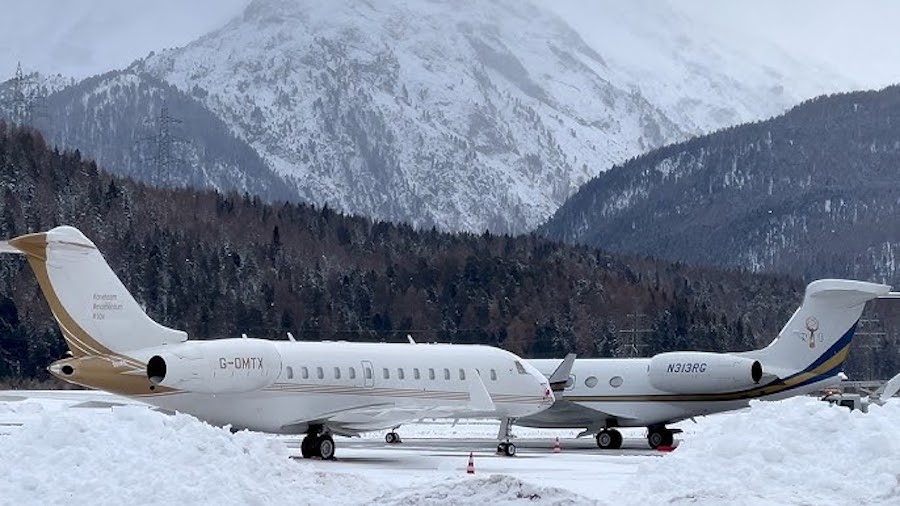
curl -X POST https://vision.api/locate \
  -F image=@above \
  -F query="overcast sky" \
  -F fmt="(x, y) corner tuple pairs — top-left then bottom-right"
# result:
(2, 0), (900, 91)
(0, 0), (249, 79)
(551, 0), (900, 90)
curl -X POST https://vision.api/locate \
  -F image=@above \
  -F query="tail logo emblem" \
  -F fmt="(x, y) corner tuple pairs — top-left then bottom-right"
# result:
(805, 316), (820, 349)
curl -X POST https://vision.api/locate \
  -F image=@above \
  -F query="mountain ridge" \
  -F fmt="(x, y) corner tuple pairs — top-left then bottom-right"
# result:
(540, 85), (900, 282)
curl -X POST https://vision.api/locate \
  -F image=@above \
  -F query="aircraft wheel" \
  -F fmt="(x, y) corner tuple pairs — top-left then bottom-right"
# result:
(385, 431), (401, 444)
(503, 442), (517, 457)
(596, 429), (622, 450)
(300, 436), (315, 458)
(611, 430), (623, 449)
(317, 434), (336, 460)
(647, 428), (673, 449)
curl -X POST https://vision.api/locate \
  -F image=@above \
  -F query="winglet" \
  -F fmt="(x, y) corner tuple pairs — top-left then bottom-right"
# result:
(407, 334), (416, 344)
(872, 371), (900, 404)
(466, 368), (495, 412)
(548, 353), (576, 396)
(287, 332), (296, 342)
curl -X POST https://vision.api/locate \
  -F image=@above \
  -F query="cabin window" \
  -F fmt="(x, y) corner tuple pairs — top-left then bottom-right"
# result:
(585, 376), (598, 388)
(397, 368), (405, 380)
(490, 369), (497, 381)
(286, 366), (294, 380)
(609, 376), (623, 388)
(515, 361), (527, 375)
(364, 367), (372, 380)
(334, 367), (341, 380)
(413, 368), (421, 380)
(383, 368), (390, 380)
(458, 369), (466, 380)
(301, 367), (309, 380)
(316, 367), (324, 380)
(429, 368), (435, 380)
(349, 367), (357, 380)
(443, 368), (450, 380)
(565, 375), (575, 390)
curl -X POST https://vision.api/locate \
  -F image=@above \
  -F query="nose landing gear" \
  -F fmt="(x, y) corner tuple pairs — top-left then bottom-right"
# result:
(496, 417), (518, 457)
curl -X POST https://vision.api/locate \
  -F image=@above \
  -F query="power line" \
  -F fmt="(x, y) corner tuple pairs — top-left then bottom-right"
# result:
(138, 103), (186, 187)
(617, 313), (652, 357)
(2, 62), (44, 127)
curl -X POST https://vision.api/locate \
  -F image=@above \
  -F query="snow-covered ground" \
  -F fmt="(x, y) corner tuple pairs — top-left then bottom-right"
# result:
(1, 392), (897, 505)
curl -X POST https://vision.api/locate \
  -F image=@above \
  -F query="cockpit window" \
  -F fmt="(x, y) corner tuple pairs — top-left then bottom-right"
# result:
(514, 361), (527, 375)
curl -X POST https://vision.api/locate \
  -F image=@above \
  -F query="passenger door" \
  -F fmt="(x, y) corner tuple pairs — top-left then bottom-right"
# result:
(361, 360), (375, 388)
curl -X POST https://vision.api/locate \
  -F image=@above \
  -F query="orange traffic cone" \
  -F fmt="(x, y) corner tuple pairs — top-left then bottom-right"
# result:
(553, 436), (561, 453)
(466, 452), (475, 474)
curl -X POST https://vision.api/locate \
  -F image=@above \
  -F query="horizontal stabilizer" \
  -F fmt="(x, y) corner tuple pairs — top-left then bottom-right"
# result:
(0, 241), (23, 254)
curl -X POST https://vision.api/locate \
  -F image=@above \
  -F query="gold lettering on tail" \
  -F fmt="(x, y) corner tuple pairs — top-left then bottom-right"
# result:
(92, 293), (123, 320)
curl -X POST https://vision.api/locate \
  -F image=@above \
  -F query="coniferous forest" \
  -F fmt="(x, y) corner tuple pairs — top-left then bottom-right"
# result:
(0, 122), (897, 385)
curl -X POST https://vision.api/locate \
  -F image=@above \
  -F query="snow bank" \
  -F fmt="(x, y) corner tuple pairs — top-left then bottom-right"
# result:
(0, 405), (377, 505)
(623, 397), (900, 505)
(371, 474), (591, 506)
(3, 394), (898, 505)
(0, 403), (598, 505)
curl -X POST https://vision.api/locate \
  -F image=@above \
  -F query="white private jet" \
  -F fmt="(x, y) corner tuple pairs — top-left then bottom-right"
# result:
(523, 279), (895, 449)
(0, 226), (555, 459)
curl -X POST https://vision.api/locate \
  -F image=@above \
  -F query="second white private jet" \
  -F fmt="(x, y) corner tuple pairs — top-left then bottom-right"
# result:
(0, 226), (554, 459)
(524, 278), (893, 449)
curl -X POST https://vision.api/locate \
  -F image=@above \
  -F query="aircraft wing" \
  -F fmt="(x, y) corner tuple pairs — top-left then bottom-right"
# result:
(516, 398), (638, 429)
(280, 372), (496, 435)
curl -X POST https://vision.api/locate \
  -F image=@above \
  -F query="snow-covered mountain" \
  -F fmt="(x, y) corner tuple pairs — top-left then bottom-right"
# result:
(2, 0), (868, 233)
(137, 0), (687, 233)
(132, 0), (852, 233)
(548, 0), (853, 135)
(541, 86), (900, 281)
(0, 69), (295, 202)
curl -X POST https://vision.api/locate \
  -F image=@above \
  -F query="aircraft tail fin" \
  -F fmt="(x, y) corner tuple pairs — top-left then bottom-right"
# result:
(746, 279), (889, 377)
(3, 226), (186, 357)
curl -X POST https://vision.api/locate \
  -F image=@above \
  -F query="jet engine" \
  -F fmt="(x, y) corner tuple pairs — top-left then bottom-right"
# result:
(146, 338), (282, 394)
(648, 351), (764, 394)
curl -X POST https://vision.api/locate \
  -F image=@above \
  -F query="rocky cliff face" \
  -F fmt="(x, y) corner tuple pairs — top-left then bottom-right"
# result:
(139, 0), (692, 233)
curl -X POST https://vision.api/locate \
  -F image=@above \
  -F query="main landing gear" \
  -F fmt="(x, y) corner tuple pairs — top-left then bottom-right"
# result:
(595, 429), (623, 450)
(385, 427), (402, 444)
(646, 426), (678, 449)
(496, 417), (517, 457)
(300, 425), (336, 460)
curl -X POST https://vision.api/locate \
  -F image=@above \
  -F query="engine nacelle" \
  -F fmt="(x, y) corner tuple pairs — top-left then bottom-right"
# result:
(146, 339), (282, 394)
(648, 352), (763, 394)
